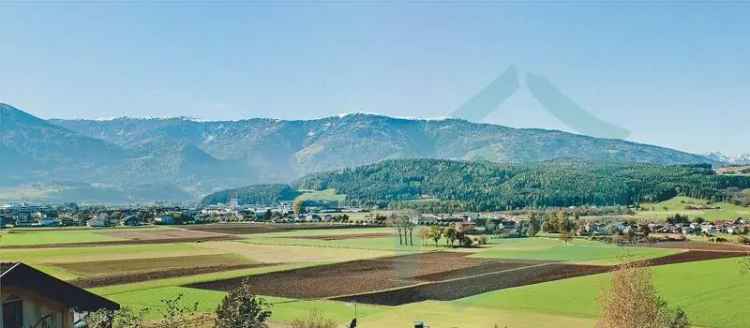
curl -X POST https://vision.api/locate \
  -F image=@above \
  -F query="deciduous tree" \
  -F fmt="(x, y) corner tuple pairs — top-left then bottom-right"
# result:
(215, 279), (272, 328)
(598, 263), (689, 328)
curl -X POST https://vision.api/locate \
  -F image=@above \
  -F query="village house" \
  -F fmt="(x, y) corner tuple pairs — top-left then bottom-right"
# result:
(87, 212), (114, 228)
(1, 262), (119, 328)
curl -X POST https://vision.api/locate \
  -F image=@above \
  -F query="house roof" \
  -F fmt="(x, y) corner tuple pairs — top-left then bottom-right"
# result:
(0, 262), (119, 311)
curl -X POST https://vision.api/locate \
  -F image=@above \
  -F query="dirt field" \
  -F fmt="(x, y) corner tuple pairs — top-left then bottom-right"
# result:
(56, 253), (270, 288)
(334, 263), (610, 305)
(650, 240), (750, 252)
(638, 250), (748, 267)
(187, 252), (553, 299)
(186, 244), (750, 306)
(103, 228), (228, 241)
(183, 223), (380, 235)
(55, 254), (254, 275)
(71, 263), (269, 288)
(0, 233), (239, 249)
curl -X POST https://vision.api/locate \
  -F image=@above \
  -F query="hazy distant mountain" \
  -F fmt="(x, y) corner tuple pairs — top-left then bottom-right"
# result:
(0, 103), (124, 182)
(706, 152), (750, 165)
(0, 103), (717, 203)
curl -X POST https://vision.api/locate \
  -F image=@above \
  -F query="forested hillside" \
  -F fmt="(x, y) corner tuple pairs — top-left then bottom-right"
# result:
(294, 159), (750, 211)
(201, 184), (300, 206)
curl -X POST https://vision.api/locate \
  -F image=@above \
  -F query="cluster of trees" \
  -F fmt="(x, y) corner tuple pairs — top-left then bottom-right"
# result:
(201, 184), (300, 206)
(418, 225), (487, 248)
(727, 187), (750, 206)
(540, 211), (577, 234)
(295, 159), (750, 211)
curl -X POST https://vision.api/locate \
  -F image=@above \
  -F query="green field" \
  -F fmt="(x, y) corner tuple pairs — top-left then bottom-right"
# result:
(4, 225), (748, 328)
(458, 257), (748, 328)
(0, 228), (125, 246)
(294, 189), (347, 204)
(636, 196), (750, 221)
(473, 238), (679, 265)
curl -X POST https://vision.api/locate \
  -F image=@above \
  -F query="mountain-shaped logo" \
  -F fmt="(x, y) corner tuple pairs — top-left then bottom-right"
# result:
(450, 66), (631, 140)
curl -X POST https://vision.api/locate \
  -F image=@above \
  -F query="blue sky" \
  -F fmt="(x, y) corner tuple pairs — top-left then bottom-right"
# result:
(1, 2), (748, 154)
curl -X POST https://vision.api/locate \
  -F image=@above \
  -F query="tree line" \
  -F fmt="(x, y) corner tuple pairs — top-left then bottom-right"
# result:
(295, 159), (750, 211)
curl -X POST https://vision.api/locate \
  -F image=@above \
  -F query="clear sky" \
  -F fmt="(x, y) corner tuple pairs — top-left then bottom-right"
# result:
(1, 2), (748, 155)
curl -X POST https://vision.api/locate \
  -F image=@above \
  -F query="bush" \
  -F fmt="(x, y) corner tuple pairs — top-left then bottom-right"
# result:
(478, 235), (489, 245)
(84, 307), (147, 328)
(290, 310), (337, 328)
(159, 294), (199, 328)
(215, 279), (271, 328)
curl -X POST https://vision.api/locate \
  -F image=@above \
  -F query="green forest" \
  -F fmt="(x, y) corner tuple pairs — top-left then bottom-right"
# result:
(200, 184), (300, 206)
(293, 159), (750, 211)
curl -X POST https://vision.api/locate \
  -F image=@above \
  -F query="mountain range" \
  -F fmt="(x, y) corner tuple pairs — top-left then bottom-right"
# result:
(705, 152), (750, 165)
(0, 103), (716, 203)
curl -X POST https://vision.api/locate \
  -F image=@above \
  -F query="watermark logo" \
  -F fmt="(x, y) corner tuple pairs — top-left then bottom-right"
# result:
(451, 65), (631, 140)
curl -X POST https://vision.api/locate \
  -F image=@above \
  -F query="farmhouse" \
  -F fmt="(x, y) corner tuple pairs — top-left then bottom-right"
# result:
(1, 262), (119, 328)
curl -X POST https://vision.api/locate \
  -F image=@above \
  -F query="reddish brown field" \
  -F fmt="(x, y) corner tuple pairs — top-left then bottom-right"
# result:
(186, 245), (749, 306)
(104, 228), (227, 241)
(187, 252), (561, 300)
(0, 236), (239, 249)
(71, 263), (269, 288)
(649, 240), (750, 252)
(334, 263), (609, 305)
(637, 250), (748, 267)
(57, 254), (270, 288)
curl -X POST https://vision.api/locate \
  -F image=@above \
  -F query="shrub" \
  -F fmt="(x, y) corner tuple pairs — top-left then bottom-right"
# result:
(215, 279), (271, 328)
(479, 235), (489, 245)
(290, 310), (337, 328)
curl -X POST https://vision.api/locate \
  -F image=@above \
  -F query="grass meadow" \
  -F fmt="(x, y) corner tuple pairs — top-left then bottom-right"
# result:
(636, 196), (750, 221)
(2, 224), (748, 328)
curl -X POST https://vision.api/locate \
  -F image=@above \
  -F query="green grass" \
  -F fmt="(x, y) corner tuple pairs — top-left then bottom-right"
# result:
(294, 189), (347, 203)
(0, 228), (125, 246)
(473, 238), (678, 265)
(0, 243), (225, 279)
(240, 235), (437, 252)
(254, 227), (393, 238)
(362, 301), (597, 328)
(636, 196), (750, 221)
(458, 257), (749, 328)
(103, 286), (385, 323)
(101, 258), (749, 327)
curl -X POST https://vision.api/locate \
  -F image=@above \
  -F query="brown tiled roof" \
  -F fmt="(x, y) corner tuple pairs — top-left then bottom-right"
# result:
(0, 262), (119, 311)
